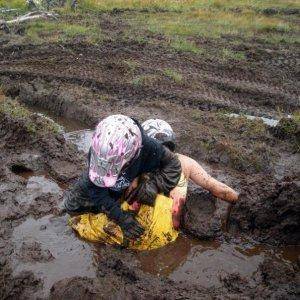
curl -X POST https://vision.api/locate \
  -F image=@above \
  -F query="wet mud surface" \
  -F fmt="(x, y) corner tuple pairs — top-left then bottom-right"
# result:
(0, 10), (299, 300)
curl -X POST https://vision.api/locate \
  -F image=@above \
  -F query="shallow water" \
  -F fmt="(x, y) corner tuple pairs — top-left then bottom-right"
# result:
(136, 234), (299, 287)
(27, 105), (88, 132)
(227, 113), (280, 127)
(15, 175), (62, 204)
(12, 215), (97, 298)
(64, 129), (94, 154)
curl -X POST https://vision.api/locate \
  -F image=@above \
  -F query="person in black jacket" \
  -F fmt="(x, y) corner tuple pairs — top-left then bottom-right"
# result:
(64, 114), (181, 240)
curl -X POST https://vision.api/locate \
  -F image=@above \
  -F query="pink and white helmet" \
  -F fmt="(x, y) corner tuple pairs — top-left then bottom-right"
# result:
(89, 115), (142, 187)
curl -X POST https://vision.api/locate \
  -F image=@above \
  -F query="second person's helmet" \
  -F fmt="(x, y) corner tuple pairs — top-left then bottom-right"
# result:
(142, 119), (176, 151)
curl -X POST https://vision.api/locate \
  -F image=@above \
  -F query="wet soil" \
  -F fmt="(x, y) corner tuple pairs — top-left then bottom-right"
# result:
(0, 10), (299, 300)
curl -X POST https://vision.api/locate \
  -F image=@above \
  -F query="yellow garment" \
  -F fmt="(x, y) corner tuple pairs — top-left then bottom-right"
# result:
(69, 194), (179, 250)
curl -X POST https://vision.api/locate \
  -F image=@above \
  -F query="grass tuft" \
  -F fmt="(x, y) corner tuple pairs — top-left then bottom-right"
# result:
(163, 68), (183, 83)
(0, 99), (61, 135)
(132, 74), (159, 86)
(25, 20), (102, 44)
(170, 38), (202, 54)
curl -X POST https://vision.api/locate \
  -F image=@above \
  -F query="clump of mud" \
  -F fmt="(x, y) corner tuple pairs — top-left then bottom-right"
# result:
(0, 98), (85, 181)
(182, 187), (222, 239)
(230, 178), (300, 245)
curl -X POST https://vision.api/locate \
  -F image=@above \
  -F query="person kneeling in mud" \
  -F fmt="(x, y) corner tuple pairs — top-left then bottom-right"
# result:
(127, 119), (238, 229)
(64, 115), (181, 240)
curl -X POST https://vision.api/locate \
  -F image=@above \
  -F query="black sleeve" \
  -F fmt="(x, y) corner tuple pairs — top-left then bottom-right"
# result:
(137, 146), (182, 204)
(88, 184), (124, 222)
(154, 146), (182, 193)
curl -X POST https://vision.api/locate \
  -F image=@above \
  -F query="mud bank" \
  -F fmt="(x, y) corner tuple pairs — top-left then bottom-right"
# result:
(0, 98), (299, 299)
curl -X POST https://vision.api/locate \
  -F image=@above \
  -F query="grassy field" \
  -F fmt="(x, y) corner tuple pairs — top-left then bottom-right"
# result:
(1, 0), (299, 47)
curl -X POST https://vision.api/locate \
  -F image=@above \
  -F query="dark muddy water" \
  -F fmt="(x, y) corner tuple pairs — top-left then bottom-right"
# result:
(136, 235), (299, 288)
(12, 215), (97, 298)
(12, 109), (299, 297)
(27, 105), (88, 132)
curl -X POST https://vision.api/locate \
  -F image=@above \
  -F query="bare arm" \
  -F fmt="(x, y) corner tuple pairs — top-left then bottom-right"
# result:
(180, 155), (238, 203)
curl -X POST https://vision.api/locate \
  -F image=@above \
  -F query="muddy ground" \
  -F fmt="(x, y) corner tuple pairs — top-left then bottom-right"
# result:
(0, 9), (299, 300)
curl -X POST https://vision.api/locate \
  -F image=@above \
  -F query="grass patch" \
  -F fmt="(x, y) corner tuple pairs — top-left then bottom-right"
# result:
(170, 38), (202, 54)
(25, 20), (102, 44)
(221, 48), (246, 61)
(292, 111), (300, 124)
(0, 99), (61, 135)
(163, 68), (183, 83)
(124, 2), (299, 45)
(76, 0), (196, 12)
(139, 10), (297, 39)
(0, 0), (27, 10)
(132, 74), (160, 86)
(68, 0), (300, 12)
(123, 59), (140, 72)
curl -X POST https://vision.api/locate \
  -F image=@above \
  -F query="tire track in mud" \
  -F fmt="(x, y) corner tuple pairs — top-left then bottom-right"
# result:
(0, 67), (290, 117)
(1, 39), (299, 117)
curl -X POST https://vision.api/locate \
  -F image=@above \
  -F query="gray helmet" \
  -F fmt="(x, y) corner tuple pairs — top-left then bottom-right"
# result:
(142, 119), (176, 151)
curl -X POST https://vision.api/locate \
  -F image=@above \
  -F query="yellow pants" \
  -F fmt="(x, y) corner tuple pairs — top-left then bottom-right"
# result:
(69, 194), (179, 250)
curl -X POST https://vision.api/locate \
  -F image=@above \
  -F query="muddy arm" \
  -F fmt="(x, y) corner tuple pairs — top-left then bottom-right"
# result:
(185, 156), (239, 203)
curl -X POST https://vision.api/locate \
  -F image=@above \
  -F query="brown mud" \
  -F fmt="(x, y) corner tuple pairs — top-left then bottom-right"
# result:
(0, 10), (299, 300)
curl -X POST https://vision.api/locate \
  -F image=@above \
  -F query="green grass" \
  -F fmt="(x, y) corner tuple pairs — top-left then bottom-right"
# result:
(163, 68), (183, 83)
(132, 74), (159, 86)
(170, 38), (202, 54)
(67, 0), (300, 12)
(76, 0), (196, 12)
(221, 48), (246, 61)
(25, 20), (102, 44)
(0, 99), (61, 134)
(2, 0), (299, 49)
(0, 0), (27, 10)
(122, 59), (140, 72)
(292, 111), (300, 124)
(130, 9), (299, 43)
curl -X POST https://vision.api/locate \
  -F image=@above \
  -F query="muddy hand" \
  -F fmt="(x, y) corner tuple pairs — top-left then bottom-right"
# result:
(119, 212), (144, 240)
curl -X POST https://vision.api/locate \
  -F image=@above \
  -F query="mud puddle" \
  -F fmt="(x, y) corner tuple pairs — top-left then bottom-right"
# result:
(27, 105), (87, 132)
(13, 165), (68, 190)
(12, 214), (97, 298)
(136, 235), (299, 286)
(16, 175), (62, 204)
(26, 105), (94, 153)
